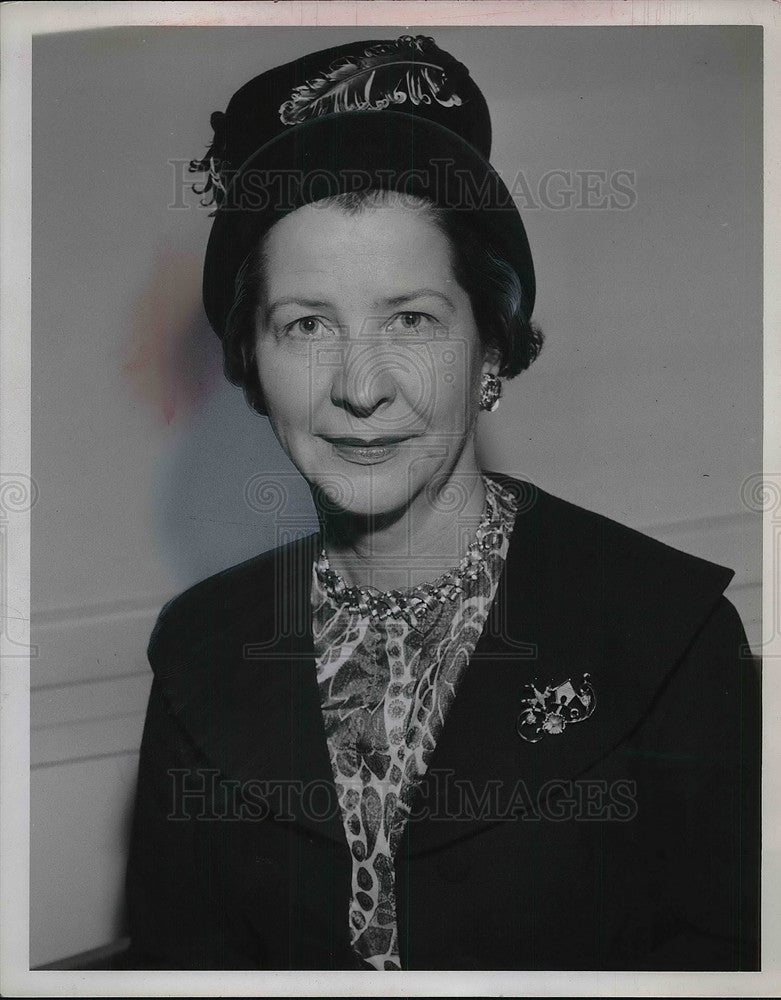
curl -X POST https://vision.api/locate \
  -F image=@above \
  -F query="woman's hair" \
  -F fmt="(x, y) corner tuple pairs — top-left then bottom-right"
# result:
(222, 190), (544, 416)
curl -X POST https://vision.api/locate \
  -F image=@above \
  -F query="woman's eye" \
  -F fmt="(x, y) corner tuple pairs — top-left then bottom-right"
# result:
(283, 316), (333, 340)
(387, 311), (436, 335)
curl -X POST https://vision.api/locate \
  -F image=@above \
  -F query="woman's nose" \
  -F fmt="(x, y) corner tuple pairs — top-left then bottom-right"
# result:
(329, 341), (399, 418)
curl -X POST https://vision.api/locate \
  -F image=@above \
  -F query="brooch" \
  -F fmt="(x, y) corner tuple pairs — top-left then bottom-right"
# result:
(516, 674), (596, 743)
(279, 36), (463, 126)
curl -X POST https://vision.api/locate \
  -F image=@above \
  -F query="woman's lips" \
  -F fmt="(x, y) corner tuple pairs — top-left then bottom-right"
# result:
(323, 436), (413, 466)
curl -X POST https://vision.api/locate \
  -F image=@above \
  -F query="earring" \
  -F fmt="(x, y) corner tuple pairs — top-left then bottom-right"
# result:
(480, 372), (502, 412)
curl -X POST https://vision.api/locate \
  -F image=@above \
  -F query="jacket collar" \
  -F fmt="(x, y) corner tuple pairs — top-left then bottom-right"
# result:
(151, 474), (734, 851)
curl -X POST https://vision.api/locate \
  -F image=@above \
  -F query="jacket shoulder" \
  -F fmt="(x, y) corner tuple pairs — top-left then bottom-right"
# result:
(546, 487), (731, 584)
(147, 532), (319, 670)
(489, 470), (735, 589)
(487, 472), (736, 662)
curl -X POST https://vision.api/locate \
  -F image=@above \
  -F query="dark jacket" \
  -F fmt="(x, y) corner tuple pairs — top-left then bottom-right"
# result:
(125, 474), (760, 970)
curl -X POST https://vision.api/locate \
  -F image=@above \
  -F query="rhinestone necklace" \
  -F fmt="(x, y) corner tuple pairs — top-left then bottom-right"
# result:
(315, 481), (508, 627)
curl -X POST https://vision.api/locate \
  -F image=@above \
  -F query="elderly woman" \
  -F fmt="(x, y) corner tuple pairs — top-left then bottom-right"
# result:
(125, 36), (760, 971)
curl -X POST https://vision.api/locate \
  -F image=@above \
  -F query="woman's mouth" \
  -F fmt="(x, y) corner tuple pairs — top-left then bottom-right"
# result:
(322, 435), (413, 466)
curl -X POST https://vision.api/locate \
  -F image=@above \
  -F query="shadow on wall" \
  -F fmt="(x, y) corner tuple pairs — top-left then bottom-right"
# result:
(154, 377), (317, 589)
(124, 247), (318, 590)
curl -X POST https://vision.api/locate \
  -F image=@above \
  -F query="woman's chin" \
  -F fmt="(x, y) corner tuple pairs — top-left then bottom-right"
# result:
(316, 484), (412, 523)
(304, 466), (418, 523)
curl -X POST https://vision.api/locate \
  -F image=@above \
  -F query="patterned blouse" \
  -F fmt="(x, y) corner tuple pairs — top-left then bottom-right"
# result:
(311, 475), (518, 970)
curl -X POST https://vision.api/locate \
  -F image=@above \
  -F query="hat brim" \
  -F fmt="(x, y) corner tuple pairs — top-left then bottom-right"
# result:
(203, 110), (534, 336)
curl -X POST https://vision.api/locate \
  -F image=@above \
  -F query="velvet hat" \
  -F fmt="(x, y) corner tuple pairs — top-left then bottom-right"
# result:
(190, 35), (535, 337)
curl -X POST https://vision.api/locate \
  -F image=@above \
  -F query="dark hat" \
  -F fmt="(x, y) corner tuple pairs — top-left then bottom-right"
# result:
(191, 35), (535, 337)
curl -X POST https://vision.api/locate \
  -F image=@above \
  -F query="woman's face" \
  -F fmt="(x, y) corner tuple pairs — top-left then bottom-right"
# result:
(254, 199), (498, 519)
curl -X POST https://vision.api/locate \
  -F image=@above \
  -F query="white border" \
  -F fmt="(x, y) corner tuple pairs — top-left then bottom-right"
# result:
(1, 1), (778, 996)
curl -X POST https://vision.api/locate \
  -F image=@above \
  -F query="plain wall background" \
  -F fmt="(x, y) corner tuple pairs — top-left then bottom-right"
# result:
(30, 25), (762, 966)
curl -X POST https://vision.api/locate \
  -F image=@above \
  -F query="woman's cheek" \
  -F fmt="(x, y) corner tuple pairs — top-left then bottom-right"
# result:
(257, 341), (305, 402)
(431, 340), (482, 415)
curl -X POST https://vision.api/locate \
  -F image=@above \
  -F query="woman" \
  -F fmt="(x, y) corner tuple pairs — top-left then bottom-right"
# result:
(125, 35), (760, 971)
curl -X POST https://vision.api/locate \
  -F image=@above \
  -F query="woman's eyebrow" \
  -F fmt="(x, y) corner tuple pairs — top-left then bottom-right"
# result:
(267, 296), (334, 311)
(264, 296), (334, 319)
(379, 289), (455, 311)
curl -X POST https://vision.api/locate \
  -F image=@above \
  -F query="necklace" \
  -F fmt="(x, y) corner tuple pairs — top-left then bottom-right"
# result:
(315, 479), (510, 626)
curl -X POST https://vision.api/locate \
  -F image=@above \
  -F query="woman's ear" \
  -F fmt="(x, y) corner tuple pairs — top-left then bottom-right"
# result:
(481, 344), (502, 376)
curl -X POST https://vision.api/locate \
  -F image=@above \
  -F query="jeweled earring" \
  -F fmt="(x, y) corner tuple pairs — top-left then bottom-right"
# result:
(480, 372), (502, 412)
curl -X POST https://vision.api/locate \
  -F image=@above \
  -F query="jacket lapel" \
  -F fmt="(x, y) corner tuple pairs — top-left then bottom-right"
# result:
(398, 474), (735, 857)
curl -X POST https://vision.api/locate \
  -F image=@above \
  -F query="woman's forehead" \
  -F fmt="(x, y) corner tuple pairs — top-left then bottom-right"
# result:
(262, 201), (459, 296)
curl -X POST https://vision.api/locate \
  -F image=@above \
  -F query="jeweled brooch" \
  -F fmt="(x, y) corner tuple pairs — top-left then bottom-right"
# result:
(516, 673), (596, 743)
